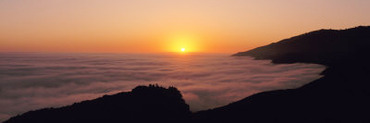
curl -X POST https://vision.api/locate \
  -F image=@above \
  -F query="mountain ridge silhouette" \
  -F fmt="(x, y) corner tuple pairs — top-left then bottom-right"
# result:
(193, 26), (370, 123)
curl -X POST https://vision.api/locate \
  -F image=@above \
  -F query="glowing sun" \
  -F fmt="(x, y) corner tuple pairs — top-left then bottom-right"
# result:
(164, 34), (202, 53)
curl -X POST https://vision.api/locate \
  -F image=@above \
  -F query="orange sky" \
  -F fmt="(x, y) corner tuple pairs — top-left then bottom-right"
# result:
(1, 0), (370, 53)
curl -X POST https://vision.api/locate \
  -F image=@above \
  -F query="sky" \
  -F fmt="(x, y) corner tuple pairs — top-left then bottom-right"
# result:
(1, 0), (370, 53)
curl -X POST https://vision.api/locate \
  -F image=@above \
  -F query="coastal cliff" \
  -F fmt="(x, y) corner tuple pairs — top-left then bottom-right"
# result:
(193, 26), (370, 123)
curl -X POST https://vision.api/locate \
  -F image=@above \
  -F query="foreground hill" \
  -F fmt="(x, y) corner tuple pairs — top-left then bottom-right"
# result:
(193, 26), (370, 123)
(4, 85), (191, 123)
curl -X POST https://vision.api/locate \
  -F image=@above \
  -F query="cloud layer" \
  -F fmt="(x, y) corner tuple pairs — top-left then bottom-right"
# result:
(0, 53), (325, 121)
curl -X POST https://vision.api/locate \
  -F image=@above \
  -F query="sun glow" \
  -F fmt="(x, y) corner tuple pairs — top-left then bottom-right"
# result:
(164, 34), (203, 53)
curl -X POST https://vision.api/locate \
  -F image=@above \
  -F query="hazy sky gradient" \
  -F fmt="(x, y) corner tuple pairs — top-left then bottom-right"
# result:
(1, 0), (369, 53)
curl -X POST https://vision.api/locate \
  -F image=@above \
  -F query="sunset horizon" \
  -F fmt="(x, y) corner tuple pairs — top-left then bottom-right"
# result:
(1, 1), (370, 123)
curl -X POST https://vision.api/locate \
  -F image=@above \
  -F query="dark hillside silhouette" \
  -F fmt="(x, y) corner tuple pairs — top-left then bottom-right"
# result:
(193, 26), (370, 123)
(4, 85), (191, 123)
(233, 26), (370, 66)
(192, 67), (370, 123)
